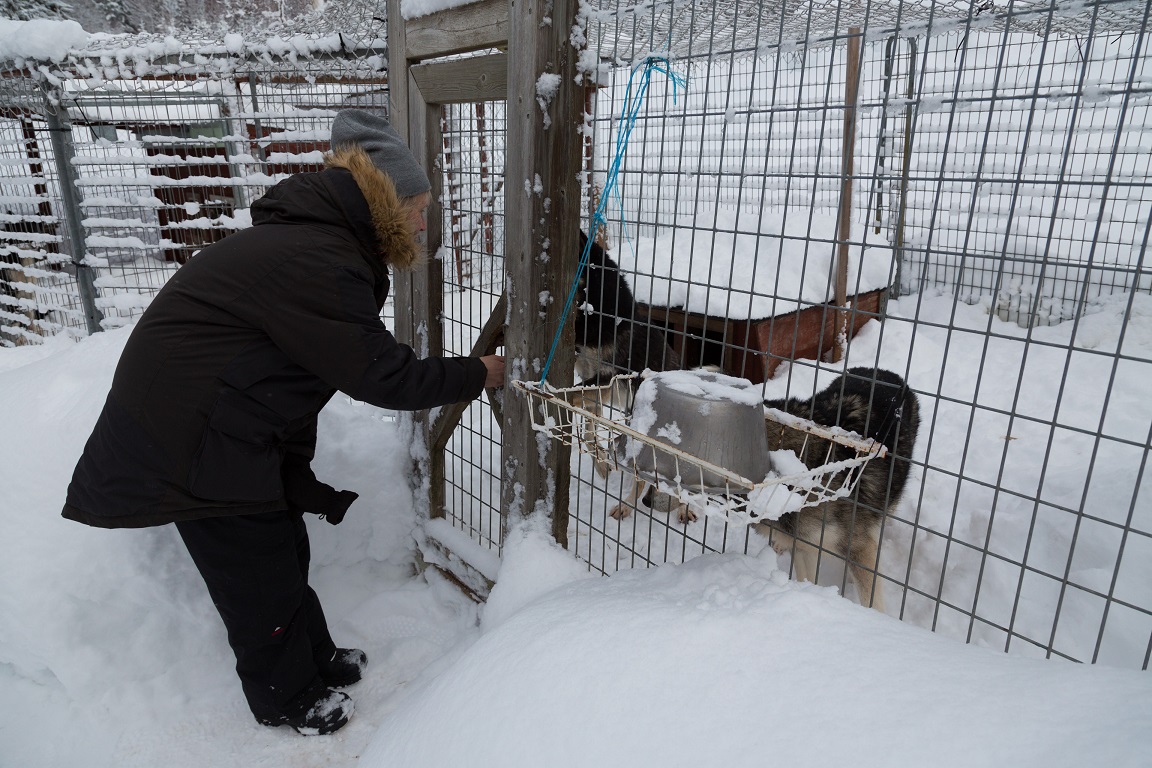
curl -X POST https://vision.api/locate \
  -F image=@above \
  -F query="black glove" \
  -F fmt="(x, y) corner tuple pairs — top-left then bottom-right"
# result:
(281, 453), (359, 525)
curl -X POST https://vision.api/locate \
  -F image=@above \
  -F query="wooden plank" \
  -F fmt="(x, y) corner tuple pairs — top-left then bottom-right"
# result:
(834, 27), (863, 363)
(415, 92), (447, 363)
(418, 538), (494, 602)
(386, 0), (410, 140)
(643, 304), (739, 334)
(404, 0), (509, 61)
(639, 289), (886, 384)
(409, 76), (450, 520)
(411, 54), (508, 105)
(430, 293), (507, 452)
(500, 0), (584, 547)
(412, 84), (445, 327)
(386, 0), (415, 350)
(753, 289), (884, 380)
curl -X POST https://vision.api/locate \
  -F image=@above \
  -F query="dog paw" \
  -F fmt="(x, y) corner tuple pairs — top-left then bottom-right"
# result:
(676, 508), (698, 524)
(609, 505), (632, 520)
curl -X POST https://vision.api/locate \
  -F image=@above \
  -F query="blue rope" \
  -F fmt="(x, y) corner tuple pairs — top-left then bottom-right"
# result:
(538, 56), (687, 385)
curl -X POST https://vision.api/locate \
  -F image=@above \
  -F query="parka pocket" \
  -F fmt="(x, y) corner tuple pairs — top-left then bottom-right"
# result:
(188, 395), (287, 503)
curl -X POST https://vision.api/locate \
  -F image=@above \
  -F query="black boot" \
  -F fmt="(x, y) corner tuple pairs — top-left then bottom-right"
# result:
(255, 681), (354, 736)
(319, 648), (367, 688)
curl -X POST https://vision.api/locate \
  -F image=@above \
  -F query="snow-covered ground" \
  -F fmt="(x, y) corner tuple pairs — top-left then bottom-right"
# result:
(2, 308), (1150, 767)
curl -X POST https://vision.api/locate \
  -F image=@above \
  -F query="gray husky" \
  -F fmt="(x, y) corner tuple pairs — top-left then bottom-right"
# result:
(758, 367), (919, 611)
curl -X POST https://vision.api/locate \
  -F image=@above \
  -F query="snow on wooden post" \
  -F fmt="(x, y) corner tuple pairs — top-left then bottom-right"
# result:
(834, 27), (863, 363)
(386, 0), (451, 521)
(499, 0), (585, 545)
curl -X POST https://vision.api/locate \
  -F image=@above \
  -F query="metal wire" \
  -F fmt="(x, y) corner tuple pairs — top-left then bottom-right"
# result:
(573, 0), (1152, 669)
(2, 0), (1150, 669)
(440, 100), (507, 555)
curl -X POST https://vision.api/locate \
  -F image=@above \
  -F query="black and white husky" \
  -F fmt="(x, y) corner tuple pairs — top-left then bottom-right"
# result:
(758, 367), (919, 611)
(568, 233), (688, 519)
(572, 232), (680, 387)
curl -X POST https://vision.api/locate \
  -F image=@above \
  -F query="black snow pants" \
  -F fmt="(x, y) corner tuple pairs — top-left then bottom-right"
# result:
(175, 510), (338, 719)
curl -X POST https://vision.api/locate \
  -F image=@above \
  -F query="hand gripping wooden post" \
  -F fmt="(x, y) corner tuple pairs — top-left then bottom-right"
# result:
(388, 0), (584, 571)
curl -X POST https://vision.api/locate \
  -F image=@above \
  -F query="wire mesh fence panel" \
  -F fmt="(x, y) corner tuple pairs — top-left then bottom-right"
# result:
(898, 30), (1152, 315)
(438, 99), (507, 557)
(0, 27), (395, 342)
(572, 0), (1152, 669)
(441, 101), (506, 296)
(2, 0), (1150, 669)
(0, 77), (87, 344)
(65, 75), (382, 329)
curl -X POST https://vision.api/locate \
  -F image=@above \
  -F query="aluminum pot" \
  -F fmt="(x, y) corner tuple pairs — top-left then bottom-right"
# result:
(622, 369), (771, 492)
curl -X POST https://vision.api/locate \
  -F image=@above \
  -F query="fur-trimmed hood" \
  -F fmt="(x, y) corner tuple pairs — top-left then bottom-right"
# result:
(325, 145), (424, 270)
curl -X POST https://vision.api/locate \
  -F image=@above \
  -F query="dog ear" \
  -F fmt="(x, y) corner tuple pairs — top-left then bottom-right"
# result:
(581, 230), (610, 268)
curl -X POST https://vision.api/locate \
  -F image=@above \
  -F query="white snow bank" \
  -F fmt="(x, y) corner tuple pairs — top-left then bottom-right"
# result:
(0, 18), (90, 63)
(401, 0), (485, 20)
(363, 548), (1152, 768)
(481, 515), (593, 632)
(0, 325), (460, 767)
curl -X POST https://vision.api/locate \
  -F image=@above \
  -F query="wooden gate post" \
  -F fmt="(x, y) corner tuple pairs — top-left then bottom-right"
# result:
(499, 0), (585, 544)
(834, 27), (863, 363)
(387, 0), (583, 554)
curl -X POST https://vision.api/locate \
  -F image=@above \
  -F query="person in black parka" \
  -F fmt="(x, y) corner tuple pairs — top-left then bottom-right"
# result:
(61, 110), (505, 736)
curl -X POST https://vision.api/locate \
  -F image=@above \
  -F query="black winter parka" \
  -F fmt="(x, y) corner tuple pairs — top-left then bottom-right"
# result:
(62, 147), (486, 529)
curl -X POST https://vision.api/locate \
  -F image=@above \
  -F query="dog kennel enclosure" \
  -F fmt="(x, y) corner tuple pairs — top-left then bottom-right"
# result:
(2, 0), (1150, 670)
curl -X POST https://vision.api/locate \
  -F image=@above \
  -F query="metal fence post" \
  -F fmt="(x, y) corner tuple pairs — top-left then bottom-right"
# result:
(41, 88), (103, 335)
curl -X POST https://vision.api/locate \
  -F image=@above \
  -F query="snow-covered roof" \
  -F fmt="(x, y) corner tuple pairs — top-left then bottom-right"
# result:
(0, 18), (91, 64)
(616, 209), (895, 319)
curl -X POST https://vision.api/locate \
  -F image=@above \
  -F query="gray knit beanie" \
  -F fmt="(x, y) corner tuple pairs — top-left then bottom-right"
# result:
(330, 110), (432, 198)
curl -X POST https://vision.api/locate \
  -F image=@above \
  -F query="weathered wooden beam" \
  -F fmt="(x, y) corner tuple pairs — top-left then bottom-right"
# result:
(500, 0), (584, 546)
(834, 27), (863, 363)
(408, 73), (450, 519)
(418, 537), (495, 602)
(404, 0), (509, 61)
(386, 0), (411, 140)
(386, 0), (415, 355)
(411, 53), (508, 105)
(388, 0), (453, 521)
(409, 80), (445, 352)
(430, 293), (507, 452)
